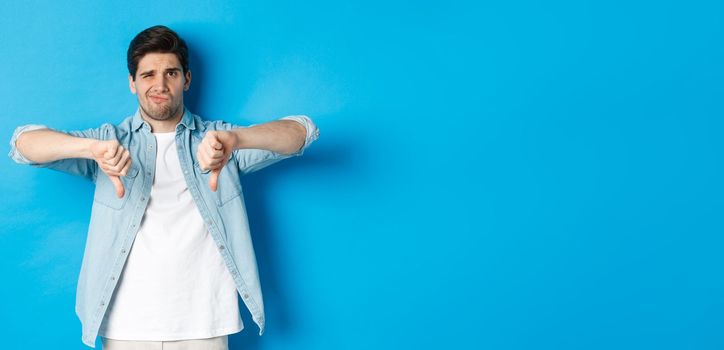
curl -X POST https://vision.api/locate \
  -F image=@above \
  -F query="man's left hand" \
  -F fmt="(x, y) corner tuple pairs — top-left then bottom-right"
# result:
(197, 130), (238, 192)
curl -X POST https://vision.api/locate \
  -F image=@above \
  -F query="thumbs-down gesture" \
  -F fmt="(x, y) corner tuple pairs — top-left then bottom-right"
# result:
(90, 139), (132, 198)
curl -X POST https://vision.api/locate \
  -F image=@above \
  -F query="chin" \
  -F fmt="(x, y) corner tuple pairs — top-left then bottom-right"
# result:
(142, 106), (173, 121)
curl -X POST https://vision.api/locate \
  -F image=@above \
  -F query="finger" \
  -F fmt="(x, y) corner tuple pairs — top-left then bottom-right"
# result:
(207, 132), (223, 150)
(118, 153), (132, 177)
(207, 159), (222, 169)
(109, 175), (125, 198)
(202, 144), (214, 160)
(104, 146), (122, 165)
(109, 150), (130, 173)
(104, 141), (120, 160)
(100, 167), (123, 177)
(206, 146), (224, 159)
(209, 169), (220, 192)
(106, 146), (125, 166)
(98, 162), (116, 174)
(213, 154), (231, 168)
(212, 148), (222, 158)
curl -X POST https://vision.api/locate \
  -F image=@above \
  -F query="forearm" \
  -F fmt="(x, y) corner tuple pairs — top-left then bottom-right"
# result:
(231, 120), (306, 155)
(16, 129), (96, 163)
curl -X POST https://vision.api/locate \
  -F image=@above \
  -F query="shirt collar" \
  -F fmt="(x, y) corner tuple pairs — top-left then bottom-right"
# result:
(131, 107), (196, 132)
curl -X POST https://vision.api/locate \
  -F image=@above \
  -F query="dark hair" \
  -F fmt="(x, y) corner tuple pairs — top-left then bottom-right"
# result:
(127, 25), (189, 79)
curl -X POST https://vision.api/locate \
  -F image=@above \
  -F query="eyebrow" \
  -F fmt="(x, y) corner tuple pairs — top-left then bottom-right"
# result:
(138, 67), (182, 76)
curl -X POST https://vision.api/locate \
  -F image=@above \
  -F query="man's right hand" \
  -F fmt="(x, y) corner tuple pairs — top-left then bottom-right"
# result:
(90, 140), (132, 198)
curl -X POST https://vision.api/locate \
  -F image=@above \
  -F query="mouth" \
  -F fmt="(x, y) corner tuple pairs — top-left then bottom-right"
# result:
(149, 95), (169, 104)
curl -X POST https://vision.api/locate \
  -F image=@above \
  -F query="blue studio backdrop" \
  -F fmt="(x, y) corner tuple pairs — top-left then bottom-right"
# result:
(1, 0), (723, 349)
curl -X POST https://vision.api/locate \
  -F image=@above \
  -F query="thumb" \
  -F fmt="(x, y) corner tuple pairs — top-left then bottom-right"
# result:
(109, 175), (125, 198)
(209, 169), (220, 192)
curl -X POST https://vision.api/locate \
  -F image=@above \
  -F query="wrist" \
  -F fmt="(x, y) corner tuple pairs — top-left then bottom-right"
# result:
(84, 139), (100, 160)
(231, 128), (246, 150)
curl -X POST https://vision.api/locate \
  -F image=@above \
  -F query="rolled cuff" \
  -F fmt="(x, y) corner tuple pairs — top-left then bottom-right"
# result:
(8, 124), (48, 164)
(280, 115), (320, 156)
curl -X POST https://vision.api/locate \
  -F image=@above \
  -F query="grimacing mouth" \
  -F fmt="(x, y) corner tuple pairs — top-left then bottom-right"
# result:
(146, 91), (171, 100)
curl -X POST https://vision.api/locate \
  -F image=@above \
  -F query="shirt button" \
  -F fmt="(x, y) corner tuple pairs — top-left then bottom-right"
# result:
(121, 249), (126, 254)
(111, 276), (116, 281)
(100, 301), (105, 306)
(243, 294), (249, 299)
(218, 245), (225, 250)
(141, 197), (145, 201)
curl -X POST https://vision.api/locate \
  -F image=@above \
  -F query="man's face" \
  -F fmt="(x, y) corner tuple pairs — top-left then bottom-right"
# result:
(129, 52), (191, 122)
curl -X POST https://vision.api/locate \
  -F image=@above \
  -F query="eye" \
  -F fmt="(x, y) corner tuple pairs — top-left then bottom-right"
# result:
(167, 71), (178, 77)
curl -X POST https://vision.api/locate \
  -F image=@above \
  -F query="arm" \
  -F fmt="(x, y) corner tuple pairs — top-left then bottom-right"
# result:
(197, 115), (319, 191)
(16, 128), (97, 163)
(11, 127), (133, 197)
(232, 119), (307, 155)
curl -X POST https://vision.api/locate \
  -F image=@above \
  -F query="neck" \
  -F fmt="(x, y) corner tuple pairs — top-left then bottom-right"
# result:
(139, 106), (185, 133)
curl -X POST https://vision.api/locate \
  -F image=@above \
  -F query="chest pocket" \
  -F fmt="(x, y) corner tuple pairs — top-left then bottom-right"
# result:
(93, 166), (140, 210)
(194, 160), (242, 207)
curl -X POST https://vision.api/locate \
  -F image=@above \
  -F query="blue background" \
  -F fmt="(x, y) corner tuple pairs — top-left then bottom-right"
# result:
(1, 0), (723, 349)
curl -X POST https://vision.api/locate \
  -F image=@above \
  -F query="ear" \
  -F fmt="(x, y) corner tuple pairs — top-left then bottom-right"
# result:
(184, 70), (192, 91)
(128, 74), (137, 94)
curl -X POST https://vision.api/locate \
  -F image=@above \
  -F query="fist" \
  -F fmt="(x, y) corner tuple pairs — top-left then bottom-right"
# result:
(90, 139), (132, 198)
(197, 130), (237, 192)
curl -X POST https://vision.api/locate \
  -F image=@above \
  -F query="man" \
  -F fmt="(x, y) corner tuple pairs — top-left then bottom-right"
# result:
(8, 25), (319, 349)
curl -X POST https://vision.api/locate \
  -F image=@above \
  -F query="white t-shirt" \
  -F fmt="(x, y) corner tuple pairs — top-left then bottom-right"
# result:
(99, 132), (242, 340)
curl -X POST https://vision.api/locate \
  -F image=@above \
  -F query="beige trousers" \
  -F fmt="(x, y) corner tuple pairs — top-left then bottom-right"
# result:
(101, 335), (228, 350)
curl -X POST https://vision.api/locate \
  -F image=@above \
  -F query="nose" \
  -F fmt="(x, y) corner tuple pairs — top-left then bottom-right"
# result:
(151, 75), (169, 93)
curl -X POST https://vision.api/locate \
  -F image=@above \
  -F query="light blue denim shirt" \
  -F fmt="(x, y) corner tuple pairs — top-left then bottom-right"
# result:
(8, 109), (319, 348)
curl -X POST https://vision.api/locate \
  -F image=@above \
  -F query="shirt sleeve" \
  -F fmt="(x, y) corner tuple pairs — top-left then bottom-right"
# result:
(8, 124), (110, 182)
(8, 124), (48, 164)
(232, 115), (320, 175)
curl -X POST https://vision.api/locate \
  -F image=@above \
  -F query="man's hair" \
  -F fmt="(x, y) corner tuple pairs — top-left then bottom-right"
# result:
(127, 25), (189, 80)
